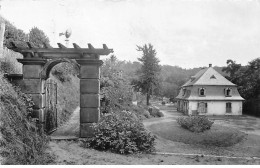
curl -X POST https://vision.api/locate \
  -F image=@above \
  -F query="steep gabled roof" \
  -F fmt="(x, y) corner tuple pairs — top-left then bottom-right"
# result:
(183, 67), (235, 87)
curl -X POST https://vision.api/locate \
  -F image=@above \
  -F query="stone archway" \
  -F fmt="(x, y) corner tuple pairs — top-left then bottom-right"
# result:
(8, 42), (113, 137)
(40, 58), (80, 80)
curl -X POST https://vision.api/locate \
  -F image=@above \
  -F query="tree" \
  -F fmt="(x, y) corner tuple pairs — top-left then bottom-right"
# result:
(29, 27), (50, 48)
(222, 59), (242, 80)
(133, 44), (161, 105)
(4, 19), (28, 48)
(100, 55), (133, 112)
(222, 58), (260, 100)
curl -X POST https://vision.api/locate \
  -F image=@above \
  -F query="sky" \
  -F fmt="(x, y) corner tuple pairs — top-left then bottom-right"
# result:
(1, 0), (260, 68)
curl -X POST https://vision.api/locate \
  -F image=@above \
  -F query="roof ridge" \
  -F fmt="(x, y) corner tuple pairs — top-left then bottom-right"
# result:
(194, 67), (235, 86)
(182, 66), (235, 87)
(182, 68), (208, 87)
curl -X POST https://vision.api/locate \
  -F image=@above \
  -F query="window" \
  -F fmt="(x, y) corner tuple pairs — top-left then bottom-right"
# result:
(198, 102), (207, 113)
(182, 88), (186, 96)
(224, 88), (232, 97)
(210, 75), (216, 79)
(226, 102), (232, 113)
(190, 76), (196, 82)
(199, 88), (206, 96)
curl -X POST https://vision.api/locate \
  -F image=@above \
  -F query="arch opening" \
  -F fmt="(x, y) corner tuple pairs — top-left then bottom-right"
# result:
(43, 59), (80, 134)
(41, 58), (80, 80)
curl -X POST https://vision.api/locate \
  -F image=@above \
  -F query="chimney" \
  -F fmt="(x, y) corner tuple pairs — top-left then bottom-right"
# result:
(209, 64), (212, 67)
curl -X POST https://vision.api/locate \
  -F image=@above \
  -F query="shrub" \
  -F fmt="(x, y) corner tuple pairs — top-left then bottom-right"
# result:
(148, 107), (163, 118)
(131, 105), (152, 119)
(143, 110), (151, 119)
(177, 116), (214, 133)
(157, 111), (164, 117)
(85, 112), (156, 154)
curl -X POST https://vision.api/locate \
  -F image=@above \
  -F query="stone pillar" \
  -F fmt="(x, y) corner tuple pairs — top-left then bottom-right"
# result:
(17, 59), (47, 122)
(76, 59), (103, 138)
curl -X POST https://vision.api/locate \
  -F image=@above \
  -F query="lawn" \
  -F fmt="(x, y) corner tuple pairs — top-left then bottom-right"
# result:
(47, 140), (260, 165)
(148, 121), (247, 147)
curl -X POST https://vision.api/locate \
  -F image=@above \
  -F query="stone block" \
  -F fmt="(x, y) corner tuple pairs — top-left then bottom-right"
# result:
(20, 79), (44, 94)
(80, 79), (99, 94)
(80, 94), (100, 108)
(80, 123), (94, 138)
(31, 109), (45, 122)
(29, 93), (45, 109)
(80, 65), (100, 79)
(23, 65), (42, 79)
(80, 108), (100, 123)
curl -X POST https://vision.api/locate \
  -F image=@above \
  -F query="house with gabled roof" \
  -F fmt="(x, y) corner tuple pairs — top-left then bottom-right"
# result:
(176, 64), (244, 115)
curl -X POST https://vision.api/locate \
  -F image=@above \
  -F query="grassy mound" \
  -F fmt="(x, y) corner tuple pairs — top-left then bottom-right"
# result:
(0, 73), (54, 164)
(148, 121), (246, 147)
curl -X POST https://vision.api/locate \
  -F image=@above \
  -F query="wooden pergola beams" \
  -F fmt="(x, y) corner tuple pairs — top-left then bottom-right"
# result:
(7, 42), (114, 59)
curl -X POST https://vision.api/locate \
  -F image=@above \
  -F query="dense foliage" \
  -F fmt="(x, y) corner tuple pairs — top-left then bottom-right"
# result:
(28, 27), (50, 48)
(1, 16), (51, 48)
(98, 54), (227, 102)
(3, 19), (27, 48)
(132, 44), (161, 105)
(85, 112), (156, 154)
(222, 58), (260, 116)
(222, 58), (260, 100)
(100, 55), (133, 113)
(177, 116), (214, 133)
(0, 74), (53, 164)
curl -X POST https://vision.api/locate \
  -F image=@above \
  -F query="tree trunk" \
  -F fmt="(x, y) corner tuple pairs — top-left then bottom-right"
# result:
(146, 92), (150, 106)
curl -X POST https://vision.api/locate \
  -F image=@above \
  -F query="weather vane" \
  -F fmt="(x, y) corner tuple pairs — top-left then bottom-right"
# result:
(59, 28), (72, 47)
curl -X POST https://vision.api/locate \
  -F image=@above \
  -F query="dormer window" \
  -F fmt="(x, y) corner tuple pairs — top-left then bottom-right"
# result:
(210, 75), (216, 79)
(224, 88), (232, 97)
(182, 88), (186, 96)
(199, 88), (206, 96)
(190, 76), (196, 82)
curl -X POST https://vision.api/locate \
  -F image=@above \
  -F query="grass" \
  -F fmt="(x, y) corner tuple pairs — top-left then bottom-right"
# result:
(148, 121), (246, 147)
(48, 140), (260, 165)
(0, 48), (56, 164)
(0, 73), (54, 164)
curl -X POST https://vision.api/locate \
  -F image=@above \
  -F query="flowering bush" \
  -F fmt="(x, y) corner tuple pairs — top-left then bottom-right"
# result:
(177, 116), (214, 133)
(85, 112), (156, 154)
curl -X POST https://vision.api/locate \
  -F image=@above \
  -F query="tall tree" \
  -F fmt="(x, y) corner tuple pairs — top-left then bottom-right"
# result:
(133, 44), (161, 105)
(222, 59), (242, 80)
(222, 58), (260, 100)
(4, 19), (28, 48)
(29, 27), (50, 48)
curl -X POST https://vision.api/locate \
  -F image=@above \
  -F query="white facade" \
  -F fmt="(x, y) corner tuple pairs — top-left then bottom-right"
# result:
(176, 65), (244, 115)
(187, 101), (242, 115)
